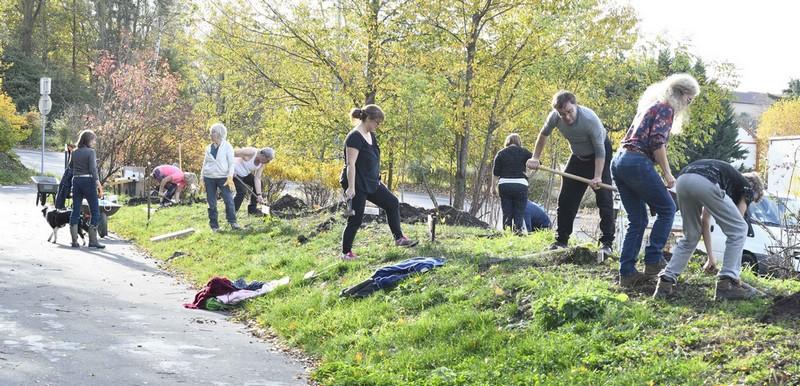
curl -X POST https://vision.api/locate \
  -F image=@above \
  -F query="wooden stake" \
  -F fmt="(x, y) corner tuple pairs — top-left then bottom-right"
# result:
(150, 228), (195, 242)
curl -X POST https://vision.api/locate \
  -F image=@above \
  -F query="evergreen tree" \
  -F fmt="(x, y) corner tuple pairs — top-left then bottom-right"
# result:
(784, 78), (800, 98)
(682, 99), (746, 165)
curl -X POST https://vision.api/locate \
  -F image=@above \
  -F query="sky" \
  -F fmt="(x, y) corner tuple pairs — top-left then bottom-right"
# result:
(626, 0), (798, 94)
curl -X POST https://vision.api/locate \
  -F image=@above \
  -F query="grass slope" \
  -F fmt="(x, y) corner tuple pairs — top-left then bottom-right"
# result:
(110, 203), (800, 385)
(0, 151), (34, 185)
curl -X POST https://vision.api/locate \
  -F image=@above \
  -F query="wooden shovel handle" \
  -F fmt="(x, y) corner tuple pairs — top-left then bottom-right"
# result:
(537, 165), (618, 192)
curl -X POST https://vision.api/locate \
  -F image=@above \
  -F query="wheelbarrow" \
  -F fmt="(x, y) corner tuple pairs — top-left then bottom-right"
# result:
(80, 196), (123, 238)
(31, 176), (60, 206)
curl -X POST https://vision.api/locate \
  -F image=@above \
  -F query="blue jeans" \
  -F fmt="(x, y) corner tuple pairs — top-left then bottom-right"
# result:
(499, 183), (528, 232)
(611, 151), (675, 276)
(204, 177), (237, 229)
(70, 176), (100, 226)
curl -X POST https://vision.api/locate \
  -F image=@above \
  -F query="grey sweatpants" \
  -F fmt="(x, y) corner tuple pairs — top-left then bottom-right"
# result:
(662, 173), (747, 281)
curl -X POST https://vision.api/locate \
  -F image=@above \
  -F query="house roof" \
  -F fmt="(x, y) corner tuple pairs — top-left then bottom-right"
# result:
(732, 91), (779, 106)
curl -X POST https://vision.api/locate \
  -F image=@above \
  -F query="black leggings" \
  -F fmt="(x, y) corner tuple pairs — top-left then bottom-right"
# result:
(342, 183), (403, 253)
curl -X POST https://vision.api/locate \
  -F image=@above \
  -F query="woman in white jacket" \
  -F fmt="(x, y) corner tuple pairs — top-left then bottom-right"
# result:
(201, 123), (240, 231)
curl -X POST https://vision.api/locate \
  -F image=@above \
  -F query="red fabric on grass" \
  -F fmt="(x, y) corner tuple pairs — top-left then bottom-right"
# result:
(183, 277), (237, 309)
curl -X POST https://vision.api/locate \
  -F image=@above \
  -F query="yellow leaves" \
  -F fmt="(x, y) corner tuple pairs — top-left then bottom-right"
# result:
(758, 99), (800, 139)
(263, 158), (341, 189)
(0, 91), (30, 152)
(493, 286), (506, 297)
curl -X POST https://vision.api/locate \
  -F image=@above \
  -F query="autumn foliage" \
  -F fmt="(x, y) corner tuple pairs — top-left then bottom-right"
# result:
(84, 51), (201, 182)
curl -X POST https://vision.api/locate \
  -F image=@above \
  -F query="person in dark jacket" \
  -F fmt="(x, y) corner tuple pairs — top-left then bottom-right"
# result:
(55, 144), (76, 209)
(492, 133), (533, 234)
(654, 160), (765, 300)
(524, 200), (551, 233)
(69, 130), (104, 249)
(341, 104), (418, 260)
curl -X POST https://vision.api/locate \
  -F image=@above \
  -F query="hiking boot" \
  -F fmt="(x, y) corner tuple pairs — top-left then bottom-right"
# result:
(549, 241), (568, 250)
(210, 227), (220, 233)
(619, 271), (651, 288)
(653, 275), (677, 299)
(230, 223), (242, 230)
(248, 211), (266, 217)
(70, 224), (80, 248)
(88, 225), (105, 249)
(341, 251), (358, 261)
(714, 276), (764, 300)
(644, 259), (667, 278)
(395, 236), (419, 248)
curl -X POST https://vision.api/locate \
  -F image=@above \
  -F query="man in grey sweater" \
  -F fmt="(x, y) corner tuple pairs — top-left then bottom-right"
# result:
(526, 91), (615, 253)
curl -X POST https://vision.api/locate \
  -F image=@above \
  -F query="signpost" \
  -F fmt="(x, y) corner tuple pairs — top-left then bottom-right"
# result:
(38, 77), (52, 175)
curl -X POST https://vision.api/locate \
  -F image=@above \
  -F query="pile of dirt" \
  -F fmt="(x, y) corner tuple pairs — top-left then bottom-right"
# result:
(360, 203), (488, 228)
(434, 205), (489, 228)
(398, 202), (430, 224)
(761, 292), (800, 323)
(271, 194), (307, 213)
(298, 216), (338, 244)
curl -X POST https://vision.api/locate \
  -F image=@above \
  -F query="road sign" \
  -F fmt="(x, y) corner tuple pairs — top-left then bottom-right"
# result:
(40, 77), (51, 95)
(38, 95), (52, 115)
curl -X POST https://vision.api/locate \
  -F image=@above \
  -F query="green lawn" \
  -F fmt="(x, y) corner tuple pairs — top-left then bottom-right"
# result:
(110, 203), (800, 385)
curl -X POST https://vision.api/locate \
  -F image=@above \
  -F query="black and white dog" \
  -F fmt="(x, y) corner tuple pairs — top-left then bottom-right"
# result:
(41, 206), (88, 245)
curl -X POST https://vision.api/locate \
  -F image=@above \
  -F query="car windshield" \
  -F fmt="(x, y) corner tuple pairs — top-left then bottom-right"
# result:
(748, 196), (800, 227)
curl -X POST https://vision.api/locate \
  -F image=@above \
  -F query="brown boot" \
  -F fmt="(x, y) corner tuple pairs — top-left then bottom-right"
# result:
(619, 271), (651, 288)
(644, 259), (667, 278)
(714, 276), (764, 300)
(653, 275), (677, 299)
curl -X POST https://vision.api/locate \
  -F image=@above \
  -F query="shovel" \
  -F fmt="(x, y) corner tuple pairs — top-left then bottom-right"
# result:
(536, 165), (617, 191)
(233, 175), (270, 215)
(302, 261), (341, 282)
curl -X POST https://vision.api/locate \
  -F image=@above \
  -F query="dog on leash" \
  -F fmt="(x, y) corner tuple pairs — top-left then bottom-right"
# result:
(41, 206), (88, 245)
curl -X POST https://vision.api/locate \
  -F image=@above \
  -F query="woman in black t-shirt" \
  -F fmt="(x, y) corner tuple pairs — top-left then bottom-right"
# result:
(341, 105), (418, 259)
(492, 133), (533, 234)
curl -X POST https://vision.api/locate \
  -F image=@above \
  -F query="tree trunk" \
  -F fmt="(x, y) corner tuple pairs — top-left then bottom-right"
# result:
(19, 0), (44, 57)
(453, 39), (476, 210)
(40, 0), (47, 66)
(363, 0), (379, 105)
(386, 150), (394, 191)
(421, 172), (439, 208)
(468, 124), (497, 216)
(71, 0), (77, 76)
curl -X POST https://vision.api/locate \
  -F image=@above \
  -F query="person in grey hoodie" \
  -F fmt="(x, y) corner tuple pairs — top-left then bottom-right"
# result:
(201, 123), (240, 231)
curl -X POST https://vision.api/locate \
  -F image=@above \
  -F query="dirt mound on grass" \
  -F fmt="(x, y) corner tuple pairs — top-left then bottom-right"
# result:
(435, 205), (489, 228)
(271, 194), (307, 213)
(398, 202), (430, 224)
(761, 292), (800, 323)
(361, 203), (488, 228)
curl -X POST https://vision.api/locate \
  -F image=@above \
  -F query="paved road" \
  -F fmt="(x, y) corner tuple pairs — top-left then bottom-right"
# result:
(13, 148), (66, 177)
(0, 185), (308, 385)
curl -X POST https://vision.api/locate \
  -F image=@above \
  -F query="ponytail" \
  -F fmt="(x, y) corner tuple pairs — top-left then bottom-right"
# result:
(349, 104), (384, 124)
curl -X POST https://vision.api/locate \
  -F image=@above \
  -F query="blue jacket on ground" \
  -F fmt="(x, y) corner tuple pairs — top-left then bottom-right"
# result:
(372, 257), (445, 289)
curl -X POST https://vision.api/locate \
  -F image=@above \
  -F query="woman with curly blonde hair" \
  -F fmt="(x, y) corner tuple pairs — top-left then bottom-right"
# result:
(611, 73), (700, 287)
